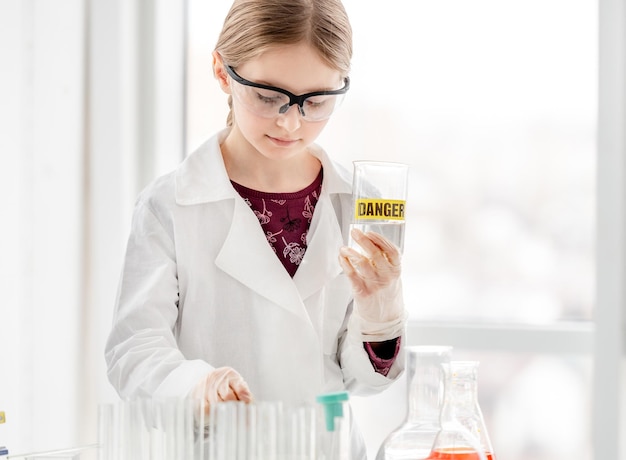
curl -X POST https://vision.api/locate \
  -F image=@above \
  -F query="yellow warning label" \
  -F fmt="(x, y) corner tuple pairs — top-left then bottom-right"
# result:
(355, 199), (405, 221)
(0, 411), (5, 424)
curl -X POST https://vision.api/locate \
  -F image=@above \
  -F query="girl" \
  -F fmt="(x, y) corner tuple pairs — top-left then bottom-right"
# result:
(105, 0), (407, 455)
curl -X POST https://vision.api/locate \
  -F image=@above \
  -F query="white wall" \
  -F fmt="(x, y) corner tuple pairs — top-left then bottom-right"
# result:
(0, 0), (86, 451)
(0, 0), (185, 454)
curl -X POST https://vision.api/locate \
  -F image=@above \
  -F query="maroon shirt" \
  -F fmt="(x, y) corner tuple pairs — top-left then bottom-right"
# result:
(231, 171), (322, 277)
(231, 169), (399, 375)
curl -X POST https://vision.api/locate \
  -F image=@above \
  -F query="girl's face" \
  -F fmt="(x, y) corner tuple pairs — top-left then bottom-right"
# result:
(216, 43), (345, 163)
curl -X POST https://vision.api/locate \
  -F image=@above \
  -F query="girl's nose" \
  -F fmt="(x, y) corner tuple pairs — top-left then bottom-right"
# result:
(276, 104), (302, 132)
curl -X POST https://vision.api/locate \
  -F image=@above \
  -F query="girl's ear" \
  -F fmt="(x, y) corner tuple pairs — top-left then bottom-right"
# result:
(212, 51), (231, 94)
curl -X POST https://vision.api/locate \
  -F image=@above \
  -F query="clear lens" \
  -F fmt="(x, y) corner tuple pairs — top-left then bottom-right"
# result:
(240, 85), (290, 114)
(301, 94), (343, 121)
(231, 81), (342, 121)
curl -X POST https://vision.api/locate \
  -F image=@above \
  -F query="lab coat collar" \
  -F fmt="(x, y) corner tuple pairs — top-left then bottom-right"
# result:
(215, 195), (311, 321)
(174, 129), (353, 205)
(175, 129), (352, 319)
(174, 130), (235, 205)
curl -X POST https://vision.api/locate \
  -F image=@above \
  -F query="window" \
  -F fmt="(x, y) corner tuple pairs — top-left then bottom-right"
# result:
(186, 1), (604, 459)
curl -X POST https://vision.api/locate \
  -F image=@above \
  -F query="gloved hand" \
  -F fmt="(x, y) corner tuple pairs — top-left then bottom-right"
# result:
(339, 228), (407, 340)
(192, 367), (254, 417)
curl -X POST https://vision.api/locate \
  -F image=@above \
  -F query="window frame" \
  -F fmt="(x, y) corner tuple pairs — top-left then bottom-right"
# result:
(593, 0), (626, 457)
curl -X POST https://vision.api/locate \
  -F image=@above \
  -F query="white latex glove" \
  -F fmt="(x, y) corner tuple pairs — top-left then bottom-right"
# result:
(192, 367), (254, 417)
(339, 228), (407, 340)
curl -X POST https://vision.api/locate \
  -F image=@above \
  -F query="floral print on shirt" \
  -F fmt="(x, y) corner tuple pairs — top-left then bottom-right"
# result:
(231, 170), (323, 277)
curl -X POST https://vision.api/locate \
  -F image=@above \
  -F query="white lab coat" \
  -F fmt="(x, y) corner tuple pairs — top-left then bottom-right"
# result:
(105, 130), (405, 454)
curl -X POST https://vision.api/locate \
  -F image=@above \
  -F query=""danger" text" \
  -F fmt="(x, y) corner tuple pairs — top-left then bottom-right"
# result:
(355, 199), (405, 220)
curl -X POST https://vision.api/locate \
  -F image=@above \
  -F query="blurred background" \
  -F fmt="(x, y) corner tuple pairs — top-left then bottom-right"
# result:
(1, 0), (624, 459)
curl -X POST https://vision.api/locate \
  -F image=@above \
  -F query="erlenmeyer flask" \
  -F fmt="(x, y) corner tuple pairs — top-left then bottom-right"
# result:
(376, 345), (453, 460)
(426, 361), (495, 460)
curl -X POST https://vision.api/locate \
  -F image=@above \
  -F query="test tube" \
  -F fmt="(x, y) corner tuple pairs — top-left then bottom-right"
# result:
(316, 391), (351, 460)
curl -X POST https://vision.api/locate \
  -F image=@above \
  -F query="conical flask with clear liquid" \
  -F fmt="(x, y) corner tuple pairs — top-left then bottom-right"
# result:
(376, 345), (453, 460)
(425, 361), (495, 460)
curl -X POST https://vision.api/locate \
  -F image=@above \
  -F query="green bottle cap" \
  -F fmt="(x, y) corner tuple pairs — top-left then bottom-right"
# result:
(316, 391), (349, 432)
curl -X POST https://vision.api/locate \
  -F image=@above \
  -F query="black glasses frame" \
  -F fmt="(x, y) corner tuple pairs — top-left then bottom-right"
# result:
(224, 64), (350, 116)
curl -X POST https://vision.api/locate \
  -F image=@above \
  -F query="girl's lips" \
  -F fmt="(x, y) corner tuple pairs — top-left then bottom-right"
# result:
(268, 135), (299, 147)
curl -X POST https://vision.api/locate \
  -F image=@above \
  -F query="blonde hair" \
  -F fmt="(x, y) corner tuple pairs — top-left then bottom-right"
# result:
(215, 0), (353, 127)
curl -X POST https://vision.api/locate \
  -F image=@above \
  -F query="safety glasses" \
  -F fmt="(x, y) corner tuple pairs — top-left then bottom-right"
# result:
(225, 64), (350, 122)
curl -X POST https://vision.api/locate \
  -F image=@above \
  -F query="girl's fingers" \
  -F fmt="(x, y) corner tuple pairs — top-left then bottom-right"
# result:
(338, 250), (368, 293)
(350, 229), (401, 268)
(230, 379), (254, 403)
(339, 247), (376, 277)
(349, 228), (379, 255)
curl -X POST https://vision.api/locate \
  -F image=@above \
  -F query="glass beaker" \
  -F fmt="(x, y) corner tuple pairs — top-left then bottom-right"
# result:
(425, 361), (495, 460)
(376, 345), (453, 460)
(350, 161), (409, 253)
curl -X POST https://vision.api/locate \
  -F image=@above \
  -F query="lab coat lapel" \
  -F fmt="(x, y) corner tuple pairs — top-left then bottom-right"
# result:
(293, 194), (344, 300)
(215, 195), (310, 322)
(177, 132), (352, 322)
